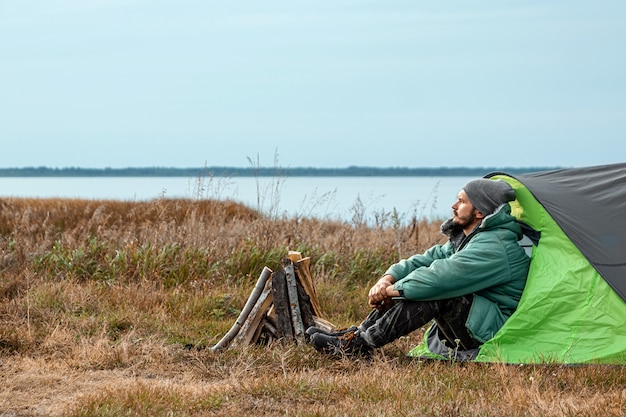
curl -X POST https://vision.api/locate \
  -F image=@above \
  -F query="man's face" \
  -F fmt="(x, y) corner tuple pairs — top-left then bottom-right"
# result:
(451, 190), (479, 228)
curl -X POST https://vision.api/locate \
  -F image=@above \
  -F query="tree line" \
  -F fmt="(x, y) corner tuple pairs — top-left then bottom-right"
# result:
(0, 166), (560, 177)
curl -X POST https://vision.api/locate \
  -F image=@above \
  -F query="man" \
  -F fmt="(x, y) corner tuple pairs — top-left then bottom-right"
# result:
(307, 178), (531, 358)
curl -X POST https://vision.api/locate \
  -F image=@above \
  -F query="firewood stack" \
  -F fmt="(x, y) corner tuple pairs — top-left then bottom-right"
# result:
(211, 251), (334, 350)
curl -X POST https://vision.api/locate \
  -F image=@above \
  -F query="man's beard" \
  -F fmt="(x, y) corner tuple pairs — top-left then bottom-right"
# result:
(453, 210), (477, 228)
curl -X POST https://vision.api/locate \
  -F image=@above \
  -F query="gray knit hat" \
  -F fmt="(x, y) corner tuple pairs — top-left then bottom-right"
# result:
(463, 179), (516, 215)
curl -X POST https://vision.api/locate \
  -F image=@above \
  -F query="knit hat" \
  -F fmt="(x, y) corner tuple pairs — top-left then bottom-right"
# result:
(463, 179), (516, 215)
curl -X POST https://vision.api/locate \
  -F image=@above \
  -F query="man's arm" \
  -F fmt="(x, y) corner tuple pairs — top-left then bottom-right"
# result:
(393, 236), (513, 301)
(383, 243), (452, 282)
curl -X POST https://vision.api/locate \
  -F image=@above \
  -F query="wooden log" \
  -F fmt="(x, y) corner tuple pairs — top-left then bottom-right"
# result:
(252, 316), (275, 345)
(255, 317), (278, 346)
(270, 269), (293, 339)
(287, 251), (302, 263)
(294, 257), (324, 317)
(266, 304), (276, 321)
(252, 318), (266, 344)
(210, 266), (272, 350)
(295, 275), (315, 330)
(262, 316), (278, 340)
(283, 258), (305, 340)
(312, 316), (336, 333)
(229, 278), (274, 347)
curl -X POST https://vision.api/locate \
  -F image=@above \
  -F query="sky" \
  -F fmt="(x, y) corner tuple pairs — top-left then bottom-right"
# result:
(1, 1), (625, 170)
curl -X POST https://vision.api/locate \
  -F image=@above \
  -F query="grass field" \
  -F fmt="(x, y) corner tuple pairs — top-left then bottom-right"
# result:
(0, 197), (624, 416)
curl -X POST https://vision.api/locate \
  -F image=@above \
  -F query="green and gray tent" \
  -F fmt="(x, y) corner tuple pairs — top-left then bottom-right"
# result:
(408, 163), (626, 364)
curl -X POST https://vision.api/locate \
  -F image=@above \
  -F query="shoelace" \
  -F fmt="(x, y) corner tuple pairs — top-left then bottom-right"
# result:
(338, 330), (357, 347)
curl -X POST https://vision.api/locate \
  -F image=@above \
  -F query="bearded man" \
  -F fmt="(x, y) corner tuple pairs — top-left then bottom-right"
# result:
(307, 178), (531, 359)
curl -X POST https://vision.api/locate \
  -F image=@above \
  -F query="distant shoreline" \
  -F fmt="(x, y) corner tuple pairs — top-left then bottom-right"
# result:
(0, 166), (561, 177)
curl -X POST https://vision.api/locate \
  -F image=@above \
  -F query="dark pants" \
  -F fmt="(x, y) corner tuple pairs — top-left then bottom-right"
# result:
(358, 296), (481, 351)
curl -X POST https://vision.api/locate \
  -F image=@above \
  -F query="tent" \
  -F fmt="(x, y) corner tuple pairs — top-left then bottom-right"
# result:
(408, 163), (626, 364)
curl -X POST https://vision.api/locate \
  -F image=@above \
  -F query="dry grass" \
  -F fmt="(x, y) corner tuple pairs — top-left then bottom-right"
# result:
(0, 197), (624, 417)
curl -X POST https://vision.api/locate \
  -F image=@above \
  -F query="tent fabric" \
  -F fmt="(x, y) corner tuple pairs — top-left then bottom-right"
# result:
(490, 163), (626, 302)
(408, 163), (626, 364)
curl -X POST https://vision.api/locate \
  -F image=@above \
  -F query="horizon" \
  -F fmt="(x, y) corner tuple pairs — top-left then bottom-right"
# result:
(0, 164), (565, 169)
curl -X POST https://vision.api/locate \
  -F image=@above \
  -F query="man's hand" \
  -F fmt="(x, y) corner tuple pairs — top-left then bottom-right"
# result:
(368, 274), (400, 310)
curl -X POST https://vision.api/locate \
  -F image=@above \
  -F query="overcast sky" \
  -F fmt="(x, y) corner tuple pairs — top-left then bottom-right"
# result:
(1, 1), (625, 170)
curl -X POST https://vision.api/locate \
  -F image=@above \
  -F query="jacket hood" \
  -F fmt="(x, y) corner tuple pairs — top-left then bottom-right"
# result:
(479, 204), (522, 238)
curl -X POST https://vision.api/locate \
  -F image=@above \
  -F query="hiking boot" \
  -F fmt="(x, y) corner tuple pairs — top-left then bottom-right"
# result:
(309, 330), (373, 357)
(304, 325), (358, 342)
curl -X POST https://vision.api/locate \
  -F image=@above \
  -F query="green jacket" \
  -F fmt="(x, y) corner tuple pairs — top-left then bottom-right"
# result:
(388, 204), (530, 343)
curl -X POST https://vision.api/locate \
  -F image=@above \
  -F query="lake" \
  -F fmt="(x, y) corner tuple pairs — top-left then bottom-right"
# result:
(0, 176), (475, 223)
